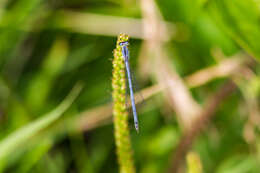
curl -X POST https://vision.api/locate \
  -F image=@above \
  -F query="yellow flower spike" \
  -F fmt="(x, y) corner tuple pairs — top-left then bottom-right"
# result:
(112, 33), (136, 173)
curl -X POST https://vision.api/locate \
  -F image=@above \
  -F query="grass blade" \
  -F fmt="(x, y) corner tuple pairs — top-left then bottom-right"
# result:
(0, 83), (83, 162)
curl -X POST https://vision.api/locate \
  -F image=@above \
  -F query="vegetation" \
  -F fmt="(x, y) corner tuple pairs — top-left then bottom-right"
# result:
(0, 0), (260, 173)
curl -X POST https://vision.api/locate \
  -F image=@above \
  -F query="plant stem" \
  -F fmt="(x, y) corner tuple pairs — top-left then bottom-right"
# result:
(112, 33), (135, 173)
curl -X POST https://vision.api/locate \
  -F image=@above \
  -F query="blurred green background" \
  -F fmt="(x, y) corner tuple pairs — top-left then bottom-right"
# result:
(0, 0), (260, 172)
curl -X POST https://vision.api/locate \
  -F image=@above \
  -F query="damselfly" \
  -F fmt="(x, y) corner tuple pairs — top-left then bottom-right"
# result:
(119, 41), (139, 132)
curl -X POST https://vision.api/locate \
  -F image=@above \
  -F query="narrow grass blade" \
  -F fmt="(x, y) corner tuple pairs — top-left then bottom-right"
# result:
(0, 83), (83, 162)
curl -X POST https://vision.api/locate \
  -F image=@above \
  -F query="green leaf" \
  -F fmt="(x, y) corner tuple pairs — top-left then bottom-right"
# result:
(208, 0), (260, 61)
(15, 139), (53, 173)
(216, 155), (258, 173)
(0, 83), (83, 167)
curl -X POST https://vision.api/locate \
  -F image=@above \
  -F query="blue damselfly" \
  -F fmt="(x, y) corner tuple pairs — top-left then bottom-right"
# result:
(119, 41), (139, 132)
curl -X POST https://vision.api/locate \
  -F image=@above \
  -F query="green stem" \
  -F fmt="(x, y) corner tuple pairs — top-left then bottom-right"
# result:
(112, 33), (135, 173)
